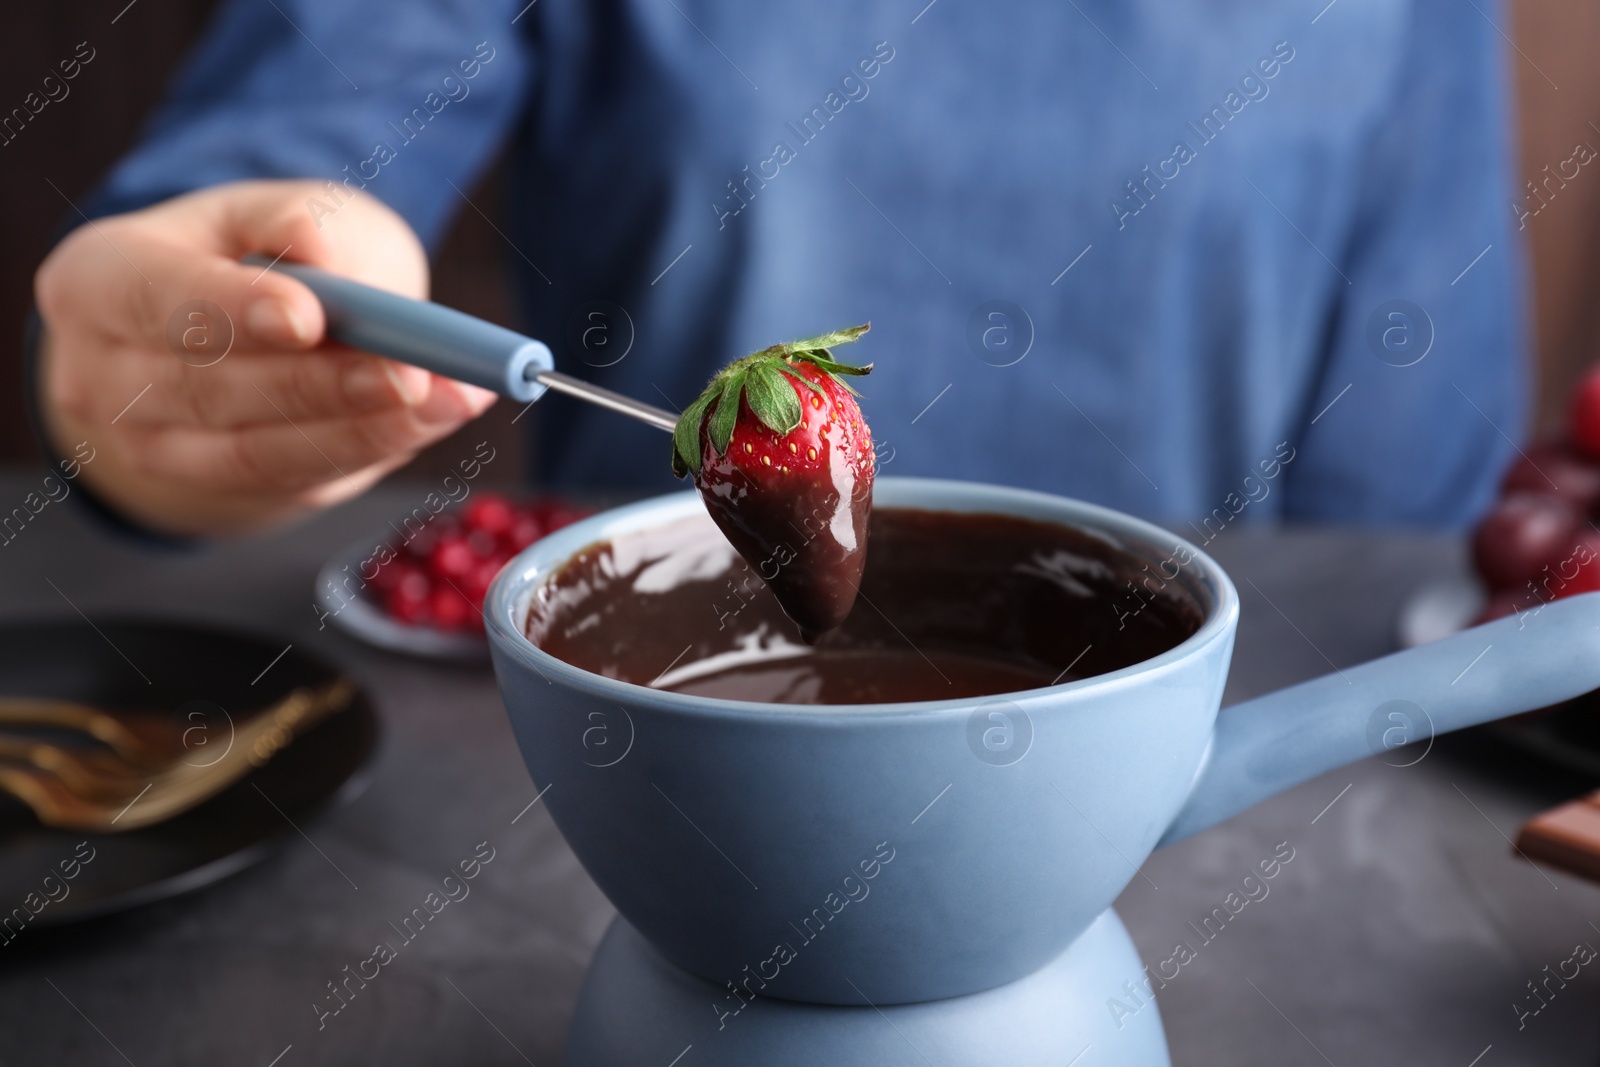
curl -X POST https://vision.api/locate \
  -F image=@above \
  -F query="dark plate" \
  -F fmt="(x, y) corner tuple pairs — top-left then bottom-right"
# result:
(0, 619), (378, 928)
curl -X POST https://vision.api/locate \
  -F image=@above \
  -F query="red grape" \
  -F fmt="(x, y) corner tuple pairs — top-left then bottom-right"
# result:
(1547, 529), (1600, 599)
(1570, 367), (1600, 459)
(1501, 442), (1600, 514)
(1475, 588), (1532, 625)
(1471, 493), (1581, 589)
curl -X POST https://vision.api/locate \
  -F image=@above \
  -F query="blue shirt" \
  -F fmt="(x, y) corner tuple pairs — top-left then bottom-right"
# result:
(90, 0), (1526, 529)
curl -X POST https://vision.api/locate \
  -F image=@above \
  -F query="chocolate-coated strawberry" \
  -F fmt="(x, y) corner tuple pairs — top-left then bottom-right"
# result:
(672, 325), (875, 642)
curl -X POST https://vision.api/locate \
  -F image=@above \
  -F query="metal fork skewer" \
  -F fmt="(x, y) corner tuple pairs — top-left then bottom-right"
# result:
(528, 369), (678, 432)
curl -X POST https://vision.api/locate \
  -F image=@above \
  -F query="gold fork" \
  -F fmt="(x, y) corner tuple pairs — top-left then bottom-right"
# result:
(0, 737), (148, 802)
(0, 698), (178, 769)
(0, 680), (355, 832)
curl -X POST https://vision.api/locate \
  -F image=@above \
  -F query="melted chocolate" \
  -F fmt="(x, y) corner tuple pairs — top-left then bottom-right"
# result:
(525, 508), (1206, 705)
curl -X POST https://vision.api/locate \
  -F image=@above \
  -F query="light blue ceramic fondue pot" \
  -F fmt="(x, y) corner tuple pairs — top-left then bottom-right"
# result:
(487, 478), (1598, 1064)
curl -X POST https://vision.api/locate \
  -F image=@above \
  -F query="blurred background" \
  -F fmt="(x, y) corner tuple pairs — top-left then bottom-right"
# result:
(2, 1), (1598, 485)
(0, 2), (532, 488)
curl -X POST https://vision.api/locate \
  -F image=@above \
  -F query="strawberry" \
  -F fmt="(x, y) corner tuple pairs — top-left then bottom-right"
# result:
(672, 325), (875, 642)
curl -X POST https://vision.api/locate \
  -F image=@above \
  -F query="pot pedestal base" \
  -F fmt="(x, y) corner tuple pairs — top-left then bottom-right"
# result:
(565, 910), (1170, 1066)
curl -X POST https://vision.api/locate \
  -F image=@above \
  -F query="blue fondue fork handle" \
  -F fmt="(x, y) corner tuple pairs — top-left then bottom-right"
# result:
(1161, 590), (1600, 846)
(243, 254), (553, 402)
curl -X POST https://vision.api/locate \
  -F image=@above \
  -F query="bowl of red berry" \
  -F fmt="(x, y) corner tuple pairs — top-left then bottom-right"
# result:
(316, 492), (591, 661)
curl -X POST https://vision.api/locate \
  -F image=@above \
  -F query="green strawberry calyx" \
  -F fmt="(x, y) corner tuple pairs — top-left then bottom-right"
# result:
(671, 324), (872, 478)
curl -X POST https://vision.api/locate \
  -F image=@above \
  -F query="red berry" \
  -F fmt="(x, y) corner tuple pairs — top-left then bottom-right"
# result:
(463, 493), (515, 538)
(466, 529), (499, 559)
(464, 558), (503, 608)
(507, 511), (544, 550)
(367, 550), (409, 593)
(386, 594), (428, 625)
(386, 569), (432, 625)
(532, 500), (590, 532)
(429, 585), (474, 631)
(1471, 493), (1581, 589)
(403, 514), (458, 559)
(1501, 442), (1600, 514)
(428, 535), (476, 583)
(398, 568), (430, 599)
(1570, 367), (1600, 459)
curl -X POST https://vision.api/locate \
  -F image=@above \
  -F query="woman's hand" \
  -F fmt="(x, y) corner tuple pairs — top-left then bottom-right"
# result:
(34, 179), (497, 538)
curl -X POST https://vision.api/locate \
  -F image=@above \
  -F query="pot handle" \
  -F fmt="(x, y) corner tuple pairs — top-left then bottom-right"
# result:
(1159, 591), (1600, 847)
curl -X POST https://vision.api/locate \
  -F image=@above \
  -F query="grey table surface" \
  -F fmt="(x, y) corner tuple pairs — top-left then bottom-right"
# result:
(0, 473), (1596, 1067)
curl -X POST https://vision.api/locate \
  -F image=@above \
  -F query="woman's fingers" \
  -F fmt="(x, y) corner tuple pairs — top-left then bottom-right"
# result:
(33, 178), (490, 539)
(132, 391), (497, 495)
